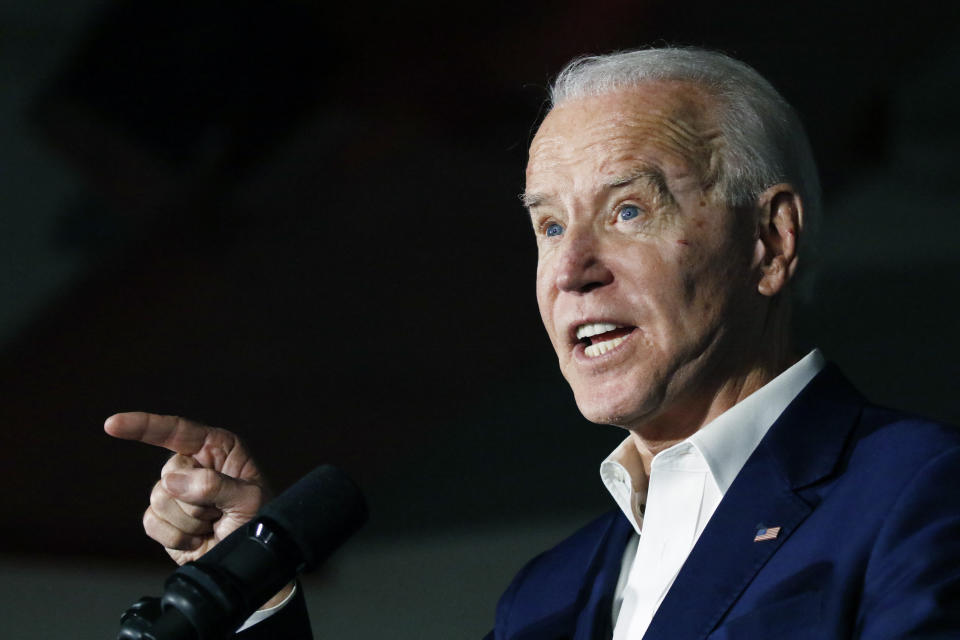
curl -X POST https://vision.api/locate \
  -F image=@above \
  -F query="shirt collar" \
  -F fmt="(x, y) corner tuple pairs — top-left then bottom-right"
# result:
(600, 349), (826, 532)
(600, 437), (650, 534)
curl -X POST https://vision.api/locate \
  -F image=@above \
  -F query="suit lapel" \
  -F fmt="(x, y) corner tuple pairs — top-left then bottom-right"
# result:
(507, 511), (633, 640)
(642, 447), (812, 640)
(574, 514), (634, 640)
(642, 365), (864, 640)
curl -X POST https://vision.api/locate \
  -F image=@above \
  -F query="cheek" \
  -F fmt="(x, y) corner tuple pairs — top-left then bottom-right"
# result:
(534, 264), (556, 333)
(629, 242), (715, 319)
(612, 248), (683, 317)
(679, 243), (752, 318)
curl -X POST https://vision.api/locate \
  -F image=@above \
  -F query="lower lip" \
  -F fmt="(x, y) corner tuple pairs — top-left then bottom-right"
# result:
(572, 328), (637, 363)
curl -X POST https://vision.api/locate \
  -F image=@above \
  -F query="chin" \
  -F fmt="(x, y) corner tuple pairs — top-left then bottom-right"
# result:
(571, 383), (656, 428)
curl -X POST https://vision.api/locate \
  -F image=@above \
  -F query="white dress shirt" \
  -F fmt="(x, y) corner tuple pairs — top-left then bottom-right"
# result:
(236, 583), (297, 632)
(601, 349), (825, 639)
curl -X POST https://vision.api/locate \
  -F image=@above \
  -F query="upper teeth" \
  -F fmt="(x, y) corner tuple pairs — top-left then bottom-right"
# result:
(576, 322), (623, 340)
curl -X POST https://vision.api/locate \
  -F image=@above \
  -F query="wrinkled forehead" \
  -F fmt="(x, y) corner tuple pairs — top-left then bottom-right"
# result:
(526, 82), (721, 192)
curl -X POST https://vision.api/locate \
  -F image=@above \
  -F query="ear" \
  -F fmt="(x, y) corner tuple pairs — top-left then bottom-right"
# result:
(752, 184), (803, 297)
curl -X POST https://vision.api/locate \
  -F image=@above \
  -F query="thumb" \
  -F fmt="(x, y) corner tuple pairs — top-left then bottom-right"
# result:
(162, 467), (265, 518)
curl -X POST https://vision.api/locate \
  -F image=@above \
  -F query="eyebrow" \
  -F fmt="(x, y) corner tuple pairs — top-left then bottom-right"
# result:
(606, 168), (675, 205)
(519, 191), (547, 209)
(520, 166), (674, 211)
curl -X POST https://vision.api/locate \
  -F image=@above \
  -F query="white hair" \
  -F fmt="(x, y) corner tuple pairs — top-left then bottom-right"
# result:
(550, 47), (821, 253)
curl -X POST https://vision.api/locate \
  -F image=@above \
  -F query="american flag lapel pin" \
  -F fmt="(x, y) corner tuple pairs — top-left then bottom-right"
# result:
(754, 524), (781, 542)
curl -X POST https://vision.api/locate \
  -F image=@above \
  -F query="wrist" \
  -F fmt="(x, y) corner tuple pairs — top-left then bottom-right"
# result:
(259, 581), (296, 611)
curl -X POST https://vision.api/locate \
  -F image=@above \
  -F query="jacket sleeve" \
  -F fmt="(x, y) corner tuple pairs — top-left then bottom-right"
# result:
(235, 584), (313, 640)
(857, 446), (960, 638)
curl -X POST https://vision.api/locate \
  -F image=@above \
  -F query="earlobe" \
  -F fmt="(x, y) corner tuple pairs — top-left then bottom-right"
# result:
(755, 184), (802, 298)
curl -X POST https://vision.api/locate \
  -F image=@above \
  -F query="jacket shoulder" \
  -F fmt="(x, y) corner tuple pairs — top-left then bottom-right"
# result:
(849, 403), (960, 475)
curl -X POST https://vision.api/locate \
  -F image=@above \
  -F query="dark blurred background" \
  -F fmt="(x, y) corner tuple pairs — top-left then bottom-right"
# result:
(2, 1), (959, 637)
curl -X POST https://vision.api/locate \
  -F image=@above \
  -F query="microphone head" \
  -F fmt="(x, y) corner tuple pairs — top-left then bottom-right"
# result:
(257, 465), (368, 571)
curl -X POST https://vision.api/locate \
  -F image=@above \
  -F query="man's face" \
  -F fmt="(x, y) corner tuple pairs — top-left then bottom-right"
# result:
(525, 82), (763, 431)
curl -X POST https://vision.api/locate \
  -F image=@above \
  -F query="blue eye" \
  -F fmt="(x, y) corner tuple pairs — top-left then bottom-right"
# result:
(545, 222), (564, 237)
(619, 205), (642, 221)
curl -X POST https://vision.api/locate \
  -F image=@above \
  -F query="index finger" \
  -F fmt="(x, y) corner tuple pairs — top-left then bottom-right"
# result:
(104, 412), (211, 456)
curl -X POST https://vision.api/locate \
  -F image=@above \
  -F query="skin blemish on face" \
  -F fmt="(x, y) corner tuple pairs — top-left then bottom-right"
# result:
(527, 81), (772, 432)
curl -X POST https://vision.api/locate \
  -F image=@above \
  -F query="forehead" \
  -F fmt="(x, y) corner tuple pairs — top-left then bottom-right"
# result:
(526, 82), (719, 195)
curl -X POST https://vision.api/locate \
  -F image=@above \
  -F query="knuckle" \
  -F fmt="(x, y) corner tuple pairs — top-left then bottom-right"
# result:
(149, 482), (169, 510)
(144, 507), (199, 550)
(142, 508), (163, 539)
(162, 453), (195, 473)
(180, 501), (219, 520)
(248, 483), (267, 507)
(230, 433), (251, 458)
(194, 468), (223, 498)
(176, 499), (200, 515)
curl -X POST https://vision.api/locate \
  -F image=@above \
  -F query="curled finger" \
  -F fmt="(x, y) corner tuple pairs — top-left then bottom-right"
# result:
(161, 453), (200, 475)
(142, 506), (205, 551)
(176, 498), (222, 521)
(149, 482), (215, 537)
(161, 467), (264, 518)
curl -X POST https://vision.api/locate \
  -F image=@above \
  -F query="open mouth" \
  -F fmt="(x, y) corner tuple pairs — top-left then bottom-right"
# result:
(575, 322), (636, 358)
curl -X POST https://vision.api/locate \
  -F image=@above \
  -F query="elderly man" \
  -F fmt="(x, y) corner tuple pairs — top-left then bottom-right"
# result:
(107, 48), (960, 639)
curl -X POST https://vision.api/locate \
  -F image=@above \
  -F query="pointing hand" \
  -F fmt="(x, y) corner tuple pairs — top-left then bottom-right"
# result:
(104, 412), (269, 566)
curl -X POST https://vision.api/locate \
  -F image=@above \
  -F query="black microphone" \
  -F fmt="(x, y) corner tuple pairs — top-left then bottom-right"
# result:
(118, 465), (368, 640)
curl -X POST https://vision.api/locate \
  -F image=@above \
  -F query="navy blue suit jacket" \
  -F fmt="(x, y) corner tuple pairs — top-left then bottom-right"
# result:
(240, 365), (960, 638)
(489, 365), (960, 639)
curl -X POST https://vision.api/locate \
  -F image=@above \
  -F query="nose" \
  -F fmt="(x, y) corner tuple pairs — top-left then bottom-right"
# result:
(555, 227), (614, 293)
